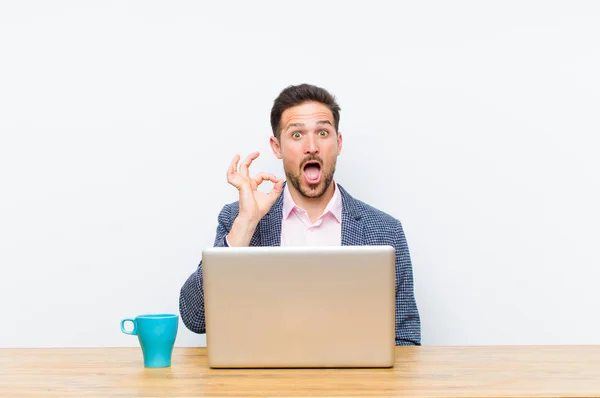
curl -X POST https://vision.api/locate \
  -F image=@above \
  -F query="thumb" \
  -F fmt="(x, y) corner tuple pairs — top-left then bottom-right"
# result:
(268, 179), (284, 199)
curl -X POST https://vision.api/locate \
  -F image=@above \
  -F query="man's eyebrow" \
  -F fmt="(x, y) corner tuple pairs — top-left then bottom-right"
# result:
(285, 120), (333, 131)
(286, 122), (305, 130)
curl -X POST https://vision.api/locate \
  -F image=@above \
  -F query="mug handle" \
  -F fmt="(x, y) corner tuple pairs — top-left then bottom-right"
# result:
(121, 318), (137, 335)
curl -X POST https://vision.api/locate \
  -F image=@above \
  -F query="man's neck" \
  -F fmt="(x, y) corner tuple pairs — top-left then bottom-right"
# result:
(287, 181), (336, 223)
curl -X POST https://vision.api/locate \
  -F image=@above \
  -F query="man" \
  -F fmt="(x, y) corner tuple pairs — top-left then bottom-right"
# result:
(179, 84), (421, 345)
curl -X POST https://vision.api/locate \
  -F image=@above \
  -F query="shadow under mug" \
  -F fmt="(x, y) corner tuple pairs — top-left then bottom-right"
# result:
(121, 314), (179, 368)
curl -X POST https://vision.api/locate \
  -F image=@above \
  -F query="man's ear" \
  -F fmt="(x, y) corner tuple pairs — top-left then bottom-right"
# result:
(270, 135), (283, 159)
(336, 131), (343, 155)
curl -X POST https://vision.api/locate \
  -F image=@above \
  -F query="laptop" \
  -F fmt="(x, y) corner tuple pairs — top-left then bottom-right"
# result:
(202, 245), (396, 368)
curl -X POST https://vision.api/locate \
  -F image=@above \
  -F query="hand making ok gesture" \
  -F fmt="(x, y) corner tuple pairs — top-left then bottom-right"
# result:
(227, 151), (284, 223)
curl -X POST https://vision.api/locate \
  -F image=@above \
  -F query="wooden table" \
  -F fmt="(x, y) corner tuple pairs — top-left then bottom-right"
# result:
(1, 346), (599, 397)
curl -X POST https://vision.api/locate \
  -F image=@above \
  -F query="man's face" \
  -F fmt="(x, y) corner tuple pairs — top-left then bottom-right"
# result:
(270, 101), (343, 199)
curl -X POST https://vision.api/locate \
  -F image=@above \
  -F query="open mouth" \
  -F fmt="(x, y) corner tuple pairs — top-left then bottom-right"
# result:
(303, 161), (322, 184)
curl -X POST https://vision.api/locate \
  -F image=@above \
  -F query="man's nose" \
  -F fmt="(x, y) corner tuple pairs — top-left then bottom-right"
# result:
(304, 134), (319, 154)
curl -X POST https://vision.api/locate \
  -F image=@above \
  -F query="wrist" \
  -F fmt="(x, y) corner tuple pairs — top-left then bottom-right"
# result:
(236, 213), (260, 228)
(227, 216), (259, 247)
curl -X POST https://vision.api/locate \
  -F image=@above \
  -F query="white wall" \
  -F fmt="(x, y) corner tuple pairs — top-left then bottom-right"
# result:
(1, 1), (599, 348)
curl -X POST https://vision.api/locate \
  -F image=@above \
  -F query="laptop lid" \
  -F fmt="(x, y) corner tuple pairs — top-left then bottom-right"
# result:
(202, 245), (396, 368)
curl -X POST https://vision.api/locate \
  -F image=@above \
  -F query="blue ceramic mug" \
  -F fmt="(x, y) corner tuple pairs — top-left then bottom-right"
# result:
(121, 314), (178, 368)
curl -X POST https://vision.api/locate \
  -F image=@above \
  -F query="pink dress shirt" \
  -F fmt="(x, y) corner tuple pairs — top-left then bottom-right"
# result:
(280, 182), (342, 247)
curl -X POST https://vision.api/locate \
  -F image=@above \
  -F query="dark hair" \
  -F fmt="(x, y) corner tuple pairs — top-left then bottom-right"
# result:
(270, 84), (341, 139)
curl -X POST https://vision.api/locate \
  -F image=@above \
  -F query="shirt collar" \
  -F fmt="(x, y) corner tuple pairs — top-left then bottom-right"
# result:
(282, 181), (342, 223)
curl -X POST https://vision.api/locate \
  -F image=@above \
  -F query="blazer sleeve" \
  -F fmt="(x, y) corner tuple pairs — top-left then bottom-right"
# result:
(179, 204), (235, 334)
(393, 221), (422, 345)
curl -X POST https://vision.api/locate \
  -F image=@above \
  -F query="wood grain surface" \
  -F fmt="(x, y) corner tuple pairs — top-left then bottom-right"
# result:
(1, 345), (599, 397)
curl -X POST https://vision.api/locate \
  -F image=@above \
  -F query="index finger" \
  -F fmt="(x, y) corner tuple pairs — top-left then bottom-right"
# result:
(252, 172), (279, 185)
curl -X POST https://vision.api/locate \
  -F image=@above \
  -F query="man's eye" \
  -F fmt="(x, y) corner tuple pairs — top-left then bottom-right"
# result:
(293, 132), (302, 138)
(319, 130), (328, 136)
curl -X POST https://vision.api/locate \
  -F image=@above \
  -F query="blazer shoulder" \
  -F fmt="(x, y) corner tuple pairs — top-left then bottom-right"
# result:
(350, 196), (403, 228)
(221, 200), (240, 213)
(217, 200), (240, 225)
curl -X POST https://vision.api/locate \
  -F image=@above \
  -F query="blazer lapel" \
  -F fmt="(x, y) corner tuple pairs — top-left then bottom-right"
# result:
(339, 184), (365, 246)
(257, 190), (284, 247)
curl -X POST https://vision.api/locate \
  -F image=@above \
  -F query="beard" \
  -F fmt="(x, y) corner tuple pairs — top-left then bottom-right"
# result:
(285, 156), (336, 199)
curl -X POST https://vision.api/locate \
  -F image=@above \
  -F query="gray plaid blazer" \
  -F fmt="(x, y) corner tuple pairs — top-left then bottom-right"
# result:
(179, 183), (421, 345)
